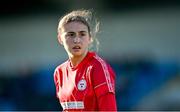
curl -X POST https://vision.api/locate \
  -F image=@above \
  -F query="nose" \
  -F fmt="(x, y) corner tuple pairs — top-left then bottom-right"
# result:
(73, 36), (80, 43)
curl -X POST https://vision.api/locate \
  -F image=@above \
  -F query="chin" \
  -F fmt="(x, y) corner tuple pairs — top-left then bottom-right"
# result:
(72, 52), (83, 57)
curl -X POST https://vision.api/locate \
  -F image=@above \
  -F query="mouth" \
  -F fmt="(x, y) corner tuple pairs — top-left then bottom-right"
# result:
(72, 46), (81, 50)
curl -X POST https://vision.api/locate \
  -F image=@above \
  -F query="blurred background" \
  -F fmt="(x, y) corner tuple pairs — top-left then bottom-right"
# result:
(0, 0), (180, 111)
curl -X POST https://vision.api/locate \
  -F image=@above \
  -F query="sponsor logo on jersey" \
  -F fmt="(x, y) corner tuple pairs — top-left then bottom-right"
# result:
(77, 79), (87, 91)
(61, 101), (84, 109)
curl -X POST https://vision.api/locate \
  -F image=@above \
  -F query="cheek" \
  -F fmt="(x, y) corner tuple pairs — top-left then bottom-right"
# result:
(83, 40), (91, 48)
(64, 39), (73, 47)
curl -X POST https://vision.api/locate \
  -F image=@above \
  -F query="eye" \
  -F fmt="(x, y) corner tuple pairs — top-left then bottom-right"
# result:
(66, 32), (75, 38)
(80, 32), (87, 37)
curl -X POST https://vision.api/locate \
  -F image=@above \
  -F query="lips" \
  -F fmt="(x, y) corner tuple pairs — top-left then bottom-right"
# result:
(72, 46), (81, 50)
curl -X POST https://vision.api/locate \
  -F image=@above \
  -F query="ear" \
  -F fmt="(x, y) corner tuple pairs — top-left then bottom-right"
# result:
(57, 33), (63, 45)
(89, 32), (93, 43)
(89, 36), (93, 44)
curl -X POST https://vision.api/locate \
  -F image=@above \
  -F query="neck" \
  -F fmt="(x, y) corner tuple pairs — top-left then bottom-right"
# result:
(69, 52), (88, 67)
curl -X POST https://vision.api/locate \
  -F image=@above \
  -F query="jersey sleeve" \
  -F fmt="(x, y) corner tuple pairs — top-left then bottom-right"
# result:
(91, 60), (117, 110)
(92, 60), (116, 98)
(54, 68), (62, 99)
(54, 69), (59, 98)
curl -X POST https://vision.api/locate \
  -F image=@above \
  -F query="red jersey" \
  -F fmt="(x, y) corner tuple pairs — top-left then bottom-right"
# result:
(54, 52), (117, 111)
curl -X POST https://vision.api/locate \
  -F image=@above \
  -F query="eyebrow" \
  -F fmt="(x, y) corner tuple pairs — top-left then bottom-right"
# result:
(66, 32), (75, 34)
(79, 31), (87, 33)
(66, 31), (88, 34)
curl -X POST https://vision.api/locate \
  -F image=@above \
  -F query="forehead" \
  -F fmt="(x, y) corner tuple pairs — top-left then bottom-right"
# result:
(61, 22), (89, 33)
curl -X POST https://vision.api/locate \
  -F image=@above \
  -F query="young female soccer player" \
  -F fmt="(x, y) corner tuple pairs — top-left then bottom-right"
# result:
(54, 9), (117, 111)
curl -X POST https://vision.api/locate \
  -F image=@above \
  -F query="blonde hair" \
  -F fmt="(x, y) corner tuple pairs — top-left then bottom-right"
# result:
(57, 9), (100, 51)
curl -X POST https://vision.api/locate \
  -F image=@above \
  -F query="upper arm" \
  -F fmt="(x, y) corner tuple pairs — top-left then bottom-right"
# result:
(92, 60), (116, 98)
(54, 68), (62, 98)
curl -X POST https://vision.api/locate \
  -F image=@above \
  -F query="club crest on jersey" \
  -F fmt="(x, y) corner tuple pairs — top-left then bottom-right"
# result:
(77, 79), (87, 91)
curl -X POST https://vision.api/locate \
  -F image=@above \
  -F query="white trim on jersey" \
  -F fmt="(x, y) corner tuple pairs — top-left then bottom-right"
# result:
(94, 82), (106, 89)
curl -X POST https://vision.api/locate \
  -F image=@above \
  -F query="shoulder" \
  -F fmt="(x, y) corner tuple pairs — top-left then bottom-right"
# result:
(54, 60), (68, 76)
(55, 60), (69, 70)
(91, 53), (110, 69)
(90, 53), (115, 77)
